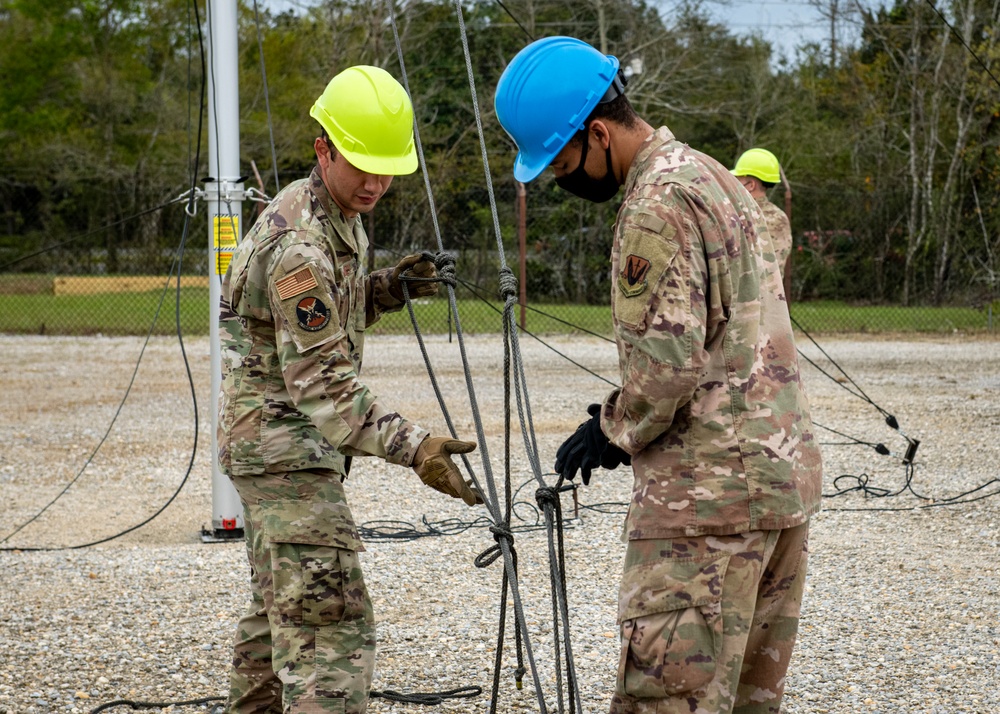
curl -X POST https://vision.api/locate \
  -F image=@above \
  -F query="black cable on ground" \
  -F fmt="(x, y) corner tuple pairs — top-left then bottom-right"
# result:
(371, 685), (482, 705)
(88, 696), (223, 713)
(0, 0), (207, 554)
(0, 205), (201, 553)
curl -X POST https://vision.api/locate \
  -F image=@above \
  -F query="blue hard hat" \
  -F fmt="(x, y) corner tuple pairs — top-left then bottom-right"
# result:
(495, 36), (622, 183)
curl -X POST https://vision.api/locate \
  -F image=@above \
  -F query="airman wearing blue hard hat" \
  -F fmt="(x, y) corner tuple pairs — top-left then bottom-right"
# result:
(495, 37), (821, 714)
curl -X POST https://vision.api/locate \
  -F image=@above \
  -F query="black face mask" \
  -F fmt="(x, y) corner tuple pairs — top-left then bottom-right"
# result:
(555, 131), (620, 203)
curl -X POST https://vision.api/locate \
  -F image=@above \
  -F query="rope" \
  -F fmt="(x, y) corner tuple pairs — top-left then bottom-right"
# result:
(451, 1), (581, 709)
(922, 0), (1000, 91)
(387, 2), (580, 711)
(251, 0), (281, 192)
(791, 314), (902, 429)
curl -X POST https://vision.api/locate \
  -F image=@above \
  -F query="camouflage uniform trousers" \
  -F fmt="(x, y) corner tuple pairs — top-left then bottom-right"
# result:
(610, 523), (810, 714)
(224, 469), (375, 714)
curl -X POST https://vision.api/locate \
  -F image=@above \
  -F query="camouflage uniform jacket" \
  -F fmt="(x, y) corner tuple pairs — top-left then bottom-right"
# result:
(218, 167), (427, 477)
(757, 196), (792, 278)
(603, 127), (822, 540)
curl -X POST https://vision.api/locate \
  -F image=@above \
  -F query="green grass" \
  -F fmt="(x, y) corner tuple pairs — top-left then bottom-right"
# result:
(0, 289), (994, 336)
(371, 297), (614, 337)
(789, 300), (995, 334)
(0, 287), (212, 335)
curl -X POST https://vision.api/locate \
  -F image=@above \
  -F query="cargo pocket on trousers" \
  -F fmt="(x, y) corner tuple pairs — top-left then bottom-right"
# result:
(616, 553), (729, 698)
(261, 500), (367, 628)
(288, 698), (346, 714)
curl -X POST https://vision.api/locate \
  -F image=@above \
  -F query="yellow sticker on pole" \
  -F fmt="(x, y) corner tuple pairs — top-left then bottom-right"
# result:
(213, 215), (239, 276)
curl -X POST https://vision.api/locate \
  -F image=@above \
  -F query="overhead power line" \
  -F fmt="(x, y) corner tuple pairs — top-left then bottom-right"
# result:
(923, 0), (1000, 91)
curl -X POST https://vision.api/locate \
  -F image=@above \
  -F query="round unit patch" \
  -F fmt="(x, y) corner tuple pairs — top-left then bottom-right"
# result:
(295, 296), (331, 331)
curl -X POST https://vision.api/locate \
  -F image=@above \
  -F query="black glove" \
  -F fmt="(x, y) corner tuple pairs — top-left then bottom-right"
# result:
(553, 404), (631, 485)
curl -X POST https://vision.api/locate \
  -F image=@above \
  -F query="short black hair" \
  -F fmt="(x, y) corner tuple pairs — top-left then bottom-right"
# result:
(568, 93), (639, 145)
(319, 128), (338, 159)
(761, 180), (777, 189)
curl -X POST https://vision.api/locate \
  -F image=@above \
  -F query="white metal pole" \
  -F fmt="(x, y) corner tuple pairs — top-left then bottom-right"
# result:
(205, 0), (244, 540)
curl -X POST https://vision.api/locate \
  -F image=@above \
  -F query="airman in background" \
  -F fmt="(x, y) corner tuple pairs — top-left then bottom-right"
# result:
(733, 148), (793, 287)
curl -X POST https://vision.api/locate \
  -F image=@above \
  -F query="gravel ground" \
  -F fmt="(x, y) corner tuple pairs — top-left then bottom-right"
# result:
(1, 332), (998, 714)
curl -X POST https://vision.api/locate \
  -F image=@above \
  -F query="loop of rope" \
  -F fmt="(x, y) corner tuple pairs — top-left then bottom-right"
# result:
(498, 265), (518, 302)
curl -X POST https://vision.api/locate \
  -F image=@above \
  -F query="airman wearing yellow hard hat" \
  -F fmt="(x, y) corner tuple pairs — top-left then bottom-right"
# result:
(732, 148), (793, 282)
(217, 65), (481, 714)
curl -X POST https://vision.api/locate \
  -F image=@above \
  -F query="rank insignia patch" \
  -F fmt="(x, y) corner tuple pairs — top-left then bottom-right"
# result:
(295, 296), (331, 331)
(619, 254), (651, 297)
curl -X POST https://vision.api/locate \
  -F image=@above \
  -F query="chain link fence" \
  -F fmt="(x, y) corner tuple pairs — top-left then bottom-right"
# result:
(2, 180), (997, 338)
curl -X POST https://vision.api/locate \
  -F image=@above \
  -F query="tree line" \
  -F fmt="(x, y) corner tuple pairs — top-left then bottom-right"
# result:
(1, 0), (997, 307)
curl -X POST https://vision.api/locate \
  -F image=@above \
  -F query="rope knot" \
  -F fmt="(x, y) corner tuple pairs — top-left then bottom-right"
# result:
(433, 251), (457, 287)
(489, 522), (514, 544)
(473, 522), (515, 568)
(534, 486), (559, 510)
(498, 266), (518, 302)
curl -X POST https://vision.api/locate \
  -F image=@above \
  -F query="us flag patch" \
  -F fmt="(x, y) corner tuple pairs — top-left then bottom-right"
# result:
(276, 267), (318, 300)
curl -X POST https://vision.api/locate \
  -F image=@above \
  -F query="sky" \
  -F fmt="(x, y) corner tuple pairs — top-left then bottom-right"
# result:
(706, 1), (833, 61)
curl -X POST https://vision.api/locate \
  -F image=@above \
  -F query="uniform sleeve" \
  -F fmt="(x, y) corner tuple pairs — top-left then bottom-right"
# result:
(267, 242), (427, 465)
(602, 194), (714, 455)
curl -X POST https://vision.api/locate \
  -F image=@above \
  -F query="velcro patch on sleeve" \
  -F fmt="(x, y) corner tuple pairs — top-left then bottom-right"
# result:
(275, 266), (318, 300)
(614, 221), (680, 330)
(272, 263), (344, 353)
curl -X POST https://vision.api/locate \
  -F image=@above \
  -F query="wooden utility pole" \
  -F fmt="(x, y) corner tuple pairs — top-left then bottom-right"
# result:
(517, 180), (527, 330)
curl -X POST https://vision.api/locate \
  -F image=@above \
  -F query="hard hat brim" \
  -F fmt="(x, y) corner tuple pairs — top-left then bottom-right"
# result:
(513, 151), (553, 183)
(335, 142), (419, 176)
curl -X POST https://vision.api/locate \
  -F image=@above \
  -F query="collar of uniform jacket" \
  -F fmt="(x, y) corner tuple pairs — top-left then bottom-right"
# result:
(623, 126), (677, 198)
(307, 165), (362, 254)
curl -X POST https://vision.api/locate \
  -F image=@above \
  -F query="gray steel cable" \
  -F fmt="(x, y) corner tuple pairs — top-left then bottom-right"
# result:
(387, 2), (581, 711)
(252, 0), (281, 191)
(450, 1), (582, 709)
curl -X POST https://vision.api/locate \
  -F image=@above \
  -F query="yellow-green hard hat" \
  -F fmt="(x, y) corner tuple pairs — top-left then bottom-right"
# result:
(310, 66), (418, 176)
(731, 148), (781, 184)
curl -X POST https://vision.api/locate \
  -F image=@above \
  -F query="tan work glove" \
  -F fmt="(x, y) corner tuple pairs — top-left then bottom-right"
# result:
(412, 436), (483, 506)
(389, 252), (439, 300)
